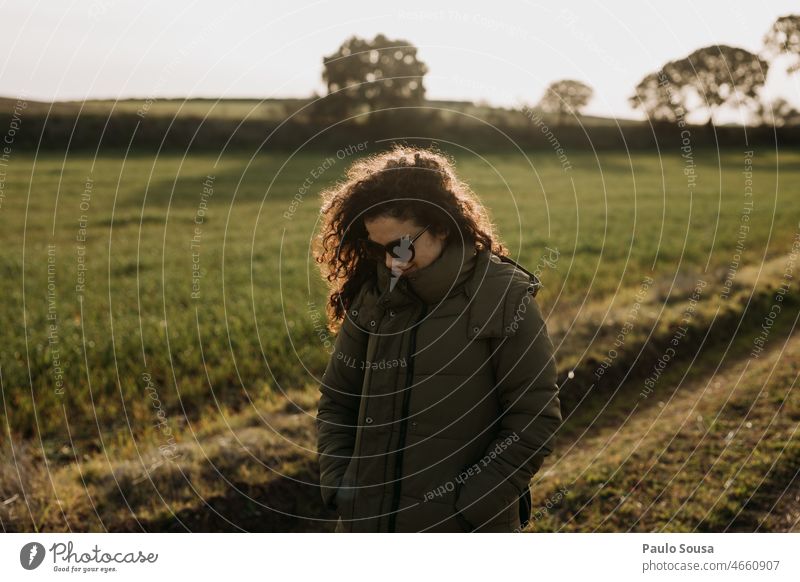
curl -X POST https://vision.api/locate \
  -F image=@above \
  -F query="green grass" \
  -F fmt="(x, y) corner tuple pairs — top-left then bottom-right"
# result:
(1, 146), (799, 531)
(528, 312), (800, 532)
(6, 96), (642, 127)
(3, 97), (305, 121)
(2, 148), (799, 449)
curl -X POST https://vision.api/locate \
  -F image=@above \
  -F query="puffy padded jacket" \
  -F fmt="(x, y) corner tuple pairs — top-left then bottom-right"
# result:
(315, 235), (562, 532)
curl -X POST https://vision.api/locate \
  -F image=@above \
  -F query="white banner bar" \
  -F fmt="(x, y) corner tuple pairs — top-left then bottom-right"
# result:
(1, 533), (798, 581)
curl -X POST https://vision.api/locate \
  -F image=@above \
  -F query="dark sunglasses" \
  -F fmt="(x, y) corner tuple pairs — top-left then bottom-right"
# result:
(358, 224), (431, 262)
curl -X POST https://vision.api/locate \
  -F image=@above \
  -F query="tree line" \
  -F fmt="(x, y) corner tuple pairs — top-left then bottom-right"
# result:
(312, 15), (800, 127)
(4, 16), (800, 152)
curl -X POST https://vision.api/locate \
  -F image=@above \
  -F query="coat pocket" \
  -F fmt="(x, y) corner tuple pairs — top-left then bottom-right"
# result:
(335, 457), (358, 531)
(452, 477), (472, 532)
(453, 463), (519, 532)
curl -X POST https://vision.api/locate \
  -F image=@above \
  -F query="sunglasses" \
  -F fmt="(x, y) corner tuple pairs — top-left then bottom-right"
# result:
(358, 224), (431, 263)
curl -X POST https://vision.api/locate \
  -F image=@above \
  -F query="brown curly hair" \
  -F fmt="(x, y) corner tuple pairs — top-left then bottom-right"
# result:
(314, 144), (508, 333)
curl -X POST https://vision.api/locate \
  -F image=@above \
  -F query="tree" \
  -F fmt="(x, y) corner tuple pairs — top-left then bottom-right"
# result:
(536, 80), (593, 126)
(764, 14), (800, 73)
(316, 34), (428, 122)
(756, 97), (800, 126)
(629, 70), (687, 124)
(663, 45), (769, 125)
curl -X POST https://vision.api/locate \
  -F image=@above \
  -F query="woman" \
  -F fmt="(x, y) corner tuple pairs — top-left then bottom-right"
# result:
(313, 145), (562, 532)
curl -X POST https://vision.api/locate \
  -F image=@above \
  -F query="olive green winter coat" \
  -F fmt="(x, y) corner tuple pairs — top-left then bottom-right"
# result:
(315, 235), (562, 532)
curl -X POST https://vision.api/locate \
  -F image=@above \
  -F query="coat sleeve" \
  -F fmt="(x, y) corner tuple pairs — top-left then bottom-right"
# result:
(454, 286), (562, 528)
(315, 311), (368, 511)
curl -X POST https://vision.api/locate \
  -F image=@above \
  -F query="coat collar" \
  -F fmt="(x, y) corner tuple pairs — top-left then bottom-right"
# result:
(349, 239), (543, 340)
(375, 234), (478, 306)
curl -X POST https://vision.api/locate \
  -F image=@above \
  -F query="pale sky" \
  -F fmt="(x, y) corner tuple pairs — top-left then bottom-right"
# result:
(2, 0), (798, 120)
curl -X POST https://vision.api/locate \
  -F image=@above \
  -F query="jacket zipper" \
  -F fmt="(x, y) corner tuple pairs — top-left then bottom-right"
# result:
(387, 302), (428, 532)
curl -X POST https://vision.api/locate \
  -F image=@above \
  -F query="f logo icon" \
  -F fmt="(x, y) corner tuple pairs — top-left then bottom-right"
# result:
(20, 542), (45, 570)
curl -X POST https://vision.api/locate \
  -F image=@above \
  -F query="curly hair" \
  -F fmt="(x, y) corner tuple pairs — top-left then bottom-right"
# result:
(313, 144), (508, 333)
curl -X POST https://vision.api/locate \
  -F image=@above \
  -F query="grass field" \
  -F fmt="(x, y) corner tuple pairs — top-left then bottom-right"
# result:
(5, 96), (642, 124)
(1, 146), (798, 531)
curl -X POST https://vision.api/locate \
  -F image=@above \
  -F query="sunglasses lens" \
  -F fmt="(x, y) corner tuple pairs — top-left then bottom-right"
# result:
(362, 240), (385, 261)
(360, 233), (420, 263)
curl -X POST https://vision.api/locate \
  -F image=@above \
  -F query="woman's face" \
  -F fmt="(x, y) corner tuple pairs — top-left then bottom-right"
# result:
(363, 215), (448, 276)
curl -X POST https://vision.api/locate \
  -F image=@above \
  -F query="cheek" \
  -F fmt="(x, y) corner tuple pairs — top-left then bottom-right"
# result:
(418, 243), (442, 267)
